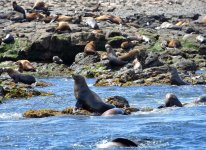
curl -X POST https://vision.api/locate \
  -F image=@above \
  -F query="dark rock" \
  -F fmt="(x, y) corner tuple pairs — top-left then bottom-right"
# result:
(144, 52), (164, 68)
(105, 96), (130, 108)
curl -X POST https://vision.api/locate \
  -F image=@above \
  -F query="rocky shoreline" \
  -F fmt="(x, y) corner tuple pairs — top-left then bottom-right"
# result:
(0, 0), (206, 100)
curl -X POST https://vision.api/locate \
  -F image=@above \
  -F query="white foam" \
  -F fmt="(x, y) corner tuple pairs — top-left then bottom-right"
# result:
(0, 113), (23, 120)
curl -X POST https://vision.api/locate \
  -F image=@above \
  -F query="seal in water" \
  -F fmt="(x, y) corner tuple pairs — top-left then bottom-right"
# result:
(72, 74), (115, 113)
(96, 138), (138, 148)
(16, 60), (36, 72)
(3, 68), (36, 85)
(170, 67), (190, 85)
(12, 1), (26, 19)
(105, 44), (128, 66)
(158, 93), (183, 108)
(101, 108), (126, 116)
(194, 96), (206, 103)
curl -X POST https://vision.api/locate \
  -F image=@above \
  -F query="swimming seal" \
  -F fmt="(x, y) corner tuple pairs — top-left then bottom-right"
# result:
(4, 68), (36, 85)
(101, 108), (125, 116)
(105, 44), (128, 66)
(12, 1), (26, 19)
(84, 41), (98, 55)
(97, 138), (138, 148)
(16, 60), (36, 72)
(72, 74), (115, 113)
(158, 93), (183, 108)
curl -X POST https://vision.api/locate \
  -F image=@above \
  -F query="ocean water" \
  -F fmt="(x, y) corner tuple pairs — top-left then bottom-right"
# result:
(0, 78), (206, 150)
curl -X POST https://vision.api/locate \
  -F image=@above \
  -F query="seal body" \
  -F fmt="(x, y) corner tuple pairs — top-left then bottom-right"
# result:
(97, 138), (137, 148)
(105, 44), (128, 66)
(194, 96), (206, 103)
(12, 1), (26, 19)
(170, 67), (190, 85)
(101, 108), (125, 116)
(16, 60), (36, 72)
(72, 74), (115, 113)
(84, 41), (97, 55)
(5, 68), (36, 85)
(55, 21), (71, 32)
(2, 34), (14, 44)
(158, 93), (183, 108)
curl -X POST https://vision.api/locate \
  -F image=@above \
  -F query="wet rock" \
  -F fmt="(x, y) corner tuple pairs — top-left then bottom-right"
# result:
(105, 96), (130, 108)
(174, 58), (197, 71)
(199, 46), (206, 55)
(23, 109), (63, 118)
(144, 52), (163, 68)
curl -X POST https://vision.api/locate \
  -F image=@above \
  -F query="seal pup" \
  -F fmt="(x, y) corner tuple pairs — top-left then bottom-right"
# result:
(158, 93), (183, 108)
(101, 108), (125, 116)
(16, 60), (36, 72)
(53, 56), (63, 64)
(72, 74), (115, 114)
(105, 44), (128, 66)
(170, 67), (190, 85)
(97, 138), (138, 148)
(2, 34), (15, 44)
(12, 1), (26, 19)
(84, 41), (98, 55)
(3, 68), (36, 85)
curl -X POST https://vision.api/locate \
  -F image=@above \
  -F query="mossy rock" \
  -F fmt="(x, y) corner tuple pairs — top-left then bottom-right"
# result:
(107, 36), (127, 48)
(0, 38), (31, 60)
(23, 109), (63, 118)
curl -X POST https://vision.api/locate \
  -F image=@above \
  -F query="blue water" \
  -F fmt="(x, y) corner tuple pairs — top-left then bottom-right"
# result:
(0, 78), (206, 150)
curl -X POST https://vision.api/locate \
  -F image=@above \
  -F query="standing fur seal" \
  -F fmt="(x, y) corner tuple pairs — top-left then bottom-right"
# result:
(16, 60), (36, 72)
(97, 138), (138, 148)
(158, 93), (183, 108)
(72, 74), (115, 113)
(170, 67), (190, 85)
(84, 41), (98, 55)
(101, 108), (125, 116)
(105, 44), (128, 66)
(12, 1), (26, 19)
(4, 68), (36, 85)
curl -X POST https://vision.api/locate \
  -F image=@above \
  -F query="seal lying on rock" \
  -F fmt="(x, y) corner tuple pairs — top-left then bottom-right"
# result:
(72, 74), (115, 114)
(105, 44), (128, 66)
(84, 41), (98, 55)
(97, 138), (138, 148)
(158, 93), (183, 108)
(3, 68), (36, 85)
(16, 60), (36, 72)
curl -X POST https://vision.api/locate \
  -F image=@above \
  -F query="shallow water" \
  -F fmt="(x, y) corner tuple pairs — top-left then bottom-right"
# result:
(0, 78), (206, 150)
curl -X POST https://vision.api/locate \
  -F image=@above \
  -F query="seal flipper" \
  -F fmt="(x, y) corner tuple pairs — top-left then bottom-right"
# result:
(75, 100), (83, 110)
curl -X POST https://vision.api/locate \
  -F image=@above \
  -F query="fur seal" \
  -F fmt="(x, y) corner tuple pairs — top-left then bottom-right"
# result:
(16, 60), (36, 72)
(53, 56), (63, 64)
(201, 16), (206, 24)
(101, 108), (125, 116)
(97, 138), (138, 148)
(158, 93), (183, 108)
(170, 67), (190, 85)
(84, 41), (98, 55)
(105, 44), (128, 66)
(194, 96), (206, 103)
(0, 38), (2, 45)
(12, 1), (26, 19)
(3, 68), (36, 85)
(55, 21), (71, 33)
(33, 0), (48, 12)
(118, 49), (140, 61)
(95, 15), (123, 24)
(2, 34), (15, 44)
(72, 74), (115, 113)
(26, 12), (45, 21)
(54, 15), (73, 22)
(121, 41), (136, 50)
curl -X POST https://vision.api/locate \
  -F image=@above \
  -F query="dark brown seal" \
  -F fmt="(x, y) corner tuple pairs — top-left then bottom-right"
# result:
(158, 93), (183, 108)
(194, 96), (206, 103)
(12, 1), (26, 19)
(105, 44), (128, 66)
(170, 67), (190, 85)
(72, 74), (115, 113)
(4, 68), (36, 85)
(101, 108), (125, 116)
(16, 60), (36, 72)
